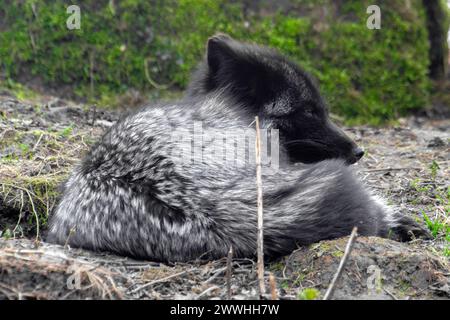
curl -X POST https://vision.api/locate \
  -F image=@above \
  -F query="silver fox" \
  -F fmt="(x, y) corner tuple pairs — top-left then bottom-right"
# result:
(47, 35), (430, 262)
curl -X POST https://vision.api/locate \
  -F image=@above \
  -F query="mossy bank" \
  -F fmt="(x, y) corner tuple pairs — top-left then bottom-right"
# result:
(1, 0), (447, 124)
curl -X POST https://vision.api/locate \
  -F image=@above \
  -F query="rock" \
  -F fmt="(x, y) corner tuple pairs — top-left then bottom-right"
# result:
(427, 137), (446, 148)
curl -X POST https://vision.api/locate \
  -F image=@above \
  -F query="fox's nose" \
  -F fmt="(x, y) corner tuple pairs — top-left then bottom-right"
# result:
(353, 147), (365, 160)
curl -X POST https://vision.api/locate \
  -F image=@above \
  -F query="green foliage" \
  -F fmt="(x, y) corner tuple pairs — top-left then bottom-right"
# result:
(1, 79), (39, 100)
(58, 125), (74, 138)
(0, 0), (434, 123)
(429, 160), (440, 180)
(0, 228), (12, 240)
(415, 180), (449, 257)
(297, 288), (320, 300)
(422, 211), (447, 238)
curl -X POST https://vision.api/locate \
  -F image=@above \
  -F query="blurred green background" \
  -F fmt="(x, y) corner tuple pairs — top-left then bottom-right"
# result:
(0, 0), (449, 124)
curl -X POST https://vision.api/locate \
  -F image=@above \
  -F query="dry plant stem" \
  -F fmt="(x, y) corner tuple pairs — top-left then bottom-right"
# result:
(269, 273), (277, 300)
(12, 190), (24, 236)
(128, 269), (193, 294)
(196, 286), (220, 300)
(255, 116), (266, 297)
(363, 167), (422, 173)
(323, 227), (358, 300)
(32, 133), (44, 152)
(64, 227), (76, 248)
(144, 58), (175, 90)
(226, 246), (233, 300)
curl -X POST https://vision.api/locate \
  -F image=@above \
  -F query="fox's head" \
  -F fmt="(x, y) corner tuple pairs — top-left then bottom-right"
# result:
(187, 34), (364, 165)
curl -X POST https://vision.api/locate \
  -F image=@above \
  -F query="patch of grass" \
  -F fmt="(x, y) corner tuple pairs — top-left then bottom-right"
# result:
(58, 125), (74, 139)
(0, 174), (66, 237)
(419, 186), (449, 256)
(292, 272), (308, 287)
(297, 288), (320, 300)
(410, 178), (431, 193)
(422, 211), (447, 238)
(280, 280), (290, 290)
(0, 124), (96, 238)
(18, 143), (32, 158)
(408, 159), (448, 256)
(429, 160), (440, 180)
(398, 279), (412, 295)
(0, 229), (13, 240)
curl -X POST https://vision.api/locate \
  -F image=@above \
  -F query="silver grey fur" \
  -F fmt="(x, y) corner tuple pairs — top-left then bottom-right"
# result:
(47, 36), (430, 262)
(46, 93), (428, 262)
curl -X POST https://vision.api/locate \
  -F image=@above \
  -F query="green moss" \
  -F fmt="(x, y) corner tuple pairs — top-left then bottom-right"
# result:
(0, 0), (436, 123)
(0, 127), (87, 236)
(0, 79), (40, 101)
(0, 173), (67, 236)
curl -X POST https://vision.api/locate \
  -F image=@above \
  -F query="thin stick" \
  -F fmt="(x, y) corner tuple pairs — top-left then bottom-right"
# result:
(204, 267), (227, 284)
(363, 167), (422, 173)
(89, 50), (95, 99)
(255, 116), (266, 297)
(128, 269), (192, 294)
(226, 246), (233, 300)
(24, 188), (40, 242)
(64, 227), (77, 248)
(144, 58), (174, 90)
(12, 190), (25, 237)
(269, 273), (277, 300)
(32, 133), (44, 152)
(323, 227), (358, 300)
(196, 286), (220, 300)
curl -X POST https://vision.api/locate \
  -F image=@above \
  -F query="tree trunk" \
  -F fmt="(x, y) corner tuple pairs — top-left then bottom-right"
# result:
(422, 0), (449, 80)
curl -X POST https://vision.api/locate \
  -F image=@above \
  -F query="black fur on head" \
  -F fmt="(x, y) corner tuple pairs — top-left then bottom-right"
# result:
(187, 33), (364, 165)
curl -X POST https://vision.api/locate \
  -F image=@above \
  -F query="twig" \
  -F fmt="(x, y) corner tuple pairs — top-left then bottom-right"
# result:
(128, 269), (192, 294)
(226, 246), (233, 299)
(30, 2), (38, 18)
(12, 190), (25, 237)
(363, 167), (422, 173)
(144, 58), (174, 90)
(269, 273), (277, 300)
(255, 116), (266, 297)
(89, 50), (95, 100)
(28, 30), (37, 53)
(64, 227), (76, 248)
(384, 288), (398, 300)
(323, 227), (358, 300)
(32, 133), (44, 152)
(196, 286), (220, 300)
(91, 105), (97, 127)
(0, 283), (18, 300)
(204, 266), (227, 284)
(25, 187), (40, 242)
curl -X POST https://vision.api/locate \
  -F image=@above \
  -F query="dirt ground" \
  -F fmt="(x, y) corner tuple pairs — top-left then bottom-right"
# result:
(0, 91), (449, 300)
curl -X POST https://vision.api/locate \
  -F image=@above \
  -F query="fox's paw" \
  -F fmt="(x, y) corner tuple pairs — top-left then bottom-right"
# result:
(389, 215), (432, 242)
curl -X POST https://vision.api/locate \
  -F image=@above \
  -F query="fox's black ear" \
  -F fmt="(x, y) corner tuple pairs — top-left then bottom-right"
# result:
(185, 34), (281, 105)
(204, 34), (274, 103)
(206, 33), (237, 74)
